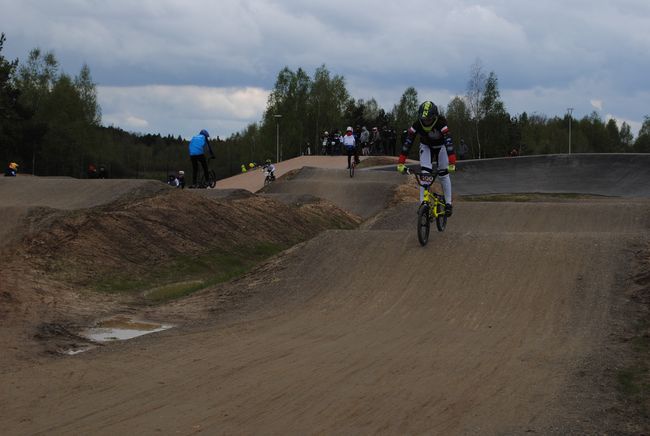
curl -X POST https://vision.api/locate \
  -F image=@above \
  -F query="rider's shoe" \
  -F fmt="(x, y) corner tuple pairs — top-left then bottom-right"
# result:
(445, 203), (453, 217)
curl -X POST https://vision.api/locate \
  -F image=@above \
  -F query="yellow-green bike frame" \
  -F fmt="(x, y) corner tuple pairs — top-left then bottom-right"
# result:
(414, 171), (447, 246)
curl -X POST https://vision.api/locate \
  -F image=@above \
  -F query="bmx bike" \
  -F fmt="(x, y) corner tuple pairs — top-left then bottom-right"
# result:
(349, 155), (356, 178)
(264, 170), (274, 186)
(346, 147), (359, 178)
(409, 169), (448, 246)
(262, 165), (275, 186)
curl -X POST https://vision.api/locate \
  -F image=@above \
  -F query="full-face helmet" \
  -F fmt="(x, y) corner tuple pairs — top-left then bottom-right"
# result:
(418, 101), (439, 127)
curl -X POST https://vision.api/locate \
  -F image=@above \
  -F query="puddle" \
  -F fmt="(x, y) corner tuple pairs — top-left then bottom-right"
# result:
(80, 315), (174, 343)
(63, 345), (96, 355)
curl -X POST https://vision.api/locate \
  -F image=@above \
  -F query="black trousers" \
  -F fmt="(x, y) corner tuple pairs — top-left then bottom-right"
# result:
(346, 147), (360, 168)
(191, 154), (209, 185)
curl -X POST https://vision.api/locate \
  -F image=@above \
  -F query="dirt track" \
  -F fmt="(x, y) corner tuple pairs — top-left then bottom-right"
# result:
(1, 155), (649, 434)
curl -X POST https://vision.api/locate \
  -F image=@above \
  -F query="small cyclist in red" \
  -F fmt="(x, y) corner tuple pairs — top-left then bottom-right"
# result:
(397, 101), (456, 216)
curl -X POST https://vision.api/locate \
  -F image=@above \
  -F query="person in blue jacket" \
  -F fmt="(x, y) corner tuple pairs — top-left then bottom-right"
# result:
(188, 129), (215, 188)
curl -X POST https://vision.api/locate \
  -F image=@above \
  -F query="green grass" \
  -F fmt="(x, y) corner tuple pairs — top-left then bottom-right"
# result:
(617, 368), (647, 396)
(615, 317), (650, 416)
(93, 243), (285, 302)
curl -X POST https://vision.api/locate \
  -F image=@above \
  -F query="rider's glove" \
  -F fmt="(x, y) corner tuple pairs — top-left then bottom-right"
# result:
(397, 154), (408, 174)
(448, 164), (456, 173)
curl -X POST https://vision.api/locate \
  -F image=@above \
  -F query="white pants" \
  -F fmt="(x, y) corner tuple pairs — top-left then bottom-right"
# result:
(419, 144), (452, 204)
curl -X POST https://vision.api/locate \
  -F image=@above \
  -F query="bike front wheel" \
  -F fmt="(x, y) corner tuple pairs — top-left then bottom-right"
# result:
(207, 170), (216, 188)
(417, 203), (431, 246)
(349, 161), (355, 178)
(435, 198), (447, 232)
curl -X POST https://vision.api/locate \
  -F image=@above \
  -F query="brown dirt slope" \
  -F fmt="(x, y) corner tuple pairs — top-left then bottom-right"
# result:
(0, 178), (361, 366)
(262, 166), (405, 219)
(2, 201), (648, 434)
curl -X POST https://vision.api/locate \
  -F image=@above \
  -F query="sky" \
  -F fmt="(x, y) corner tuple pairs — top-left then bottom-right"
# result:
(2, 0), (649, 139)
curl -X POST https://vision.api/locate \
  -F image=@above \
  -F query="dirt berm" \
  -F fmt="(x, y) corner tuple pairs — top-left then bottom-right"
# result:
(1, 154), (649, 434)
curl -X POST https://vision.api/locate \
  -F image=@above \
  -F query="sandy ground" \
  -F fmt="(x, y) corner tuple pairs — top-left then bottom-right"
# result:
(214, 155), (399, 193)
(1, 154), (649, 434)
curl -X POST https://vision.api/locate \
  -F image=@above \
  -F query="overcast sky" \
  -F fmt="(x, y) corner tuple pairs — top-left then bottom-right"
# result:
(2, 0), (649, 139)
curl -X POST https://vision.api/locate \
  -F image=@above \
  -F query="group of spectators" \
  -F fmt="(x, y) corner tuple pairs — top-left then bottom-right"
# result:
(320, 126), (398, 156)
(87, 163), (108, 179)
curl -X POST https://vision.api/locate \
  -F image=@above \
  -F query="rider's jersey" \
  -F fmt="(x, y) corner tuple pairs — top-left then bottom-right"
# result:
(188, 134), (208, 156)
(341, 133), (356, 148)
(401, 115), (455, 159)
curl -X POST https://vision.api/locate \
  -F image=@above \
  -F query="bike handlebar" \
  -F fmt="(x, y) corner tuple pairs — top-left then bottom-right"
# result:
(402, 167), (437, 187)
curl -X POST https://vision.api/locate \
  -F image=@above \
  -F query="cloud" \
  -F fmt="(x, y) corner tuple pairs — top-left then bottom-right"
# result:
(590, 100), (603, 111)
(2, 0), (649, 137)
(98, 85), (270, 138)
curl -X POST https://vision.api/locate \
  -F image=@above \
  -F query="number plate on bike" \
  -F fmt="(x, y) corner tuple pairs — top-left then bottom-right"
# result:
(419, 174), (435, 184)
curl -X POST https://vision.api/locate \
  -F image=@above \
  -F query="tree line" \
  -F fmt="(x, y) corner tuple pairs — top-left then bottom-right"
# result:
(2, 34), (649, 181)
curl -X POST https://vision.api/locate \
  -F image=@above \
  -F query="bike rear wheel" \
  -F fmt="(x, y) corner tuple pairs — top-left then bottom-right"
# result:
(417, 203), (431, 246)
(207, 170), (216, 188)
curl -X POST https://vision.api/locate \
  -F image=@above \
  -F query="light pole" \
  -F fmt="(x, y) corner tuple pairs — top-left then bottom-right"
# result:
(567, 107), (573, 154)
(274, 114), (282, 163)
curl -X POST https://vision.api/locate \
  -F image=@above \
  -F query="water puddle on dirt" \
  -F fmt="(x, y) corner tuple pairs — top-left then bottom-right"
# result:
(80, 315), (174, 343)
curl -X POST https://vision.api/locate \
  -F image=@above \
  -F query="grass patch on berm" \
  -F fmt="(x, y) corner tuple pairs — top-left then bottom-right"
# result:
(615, 317), (650, 419)
(93, 243), (285, 303)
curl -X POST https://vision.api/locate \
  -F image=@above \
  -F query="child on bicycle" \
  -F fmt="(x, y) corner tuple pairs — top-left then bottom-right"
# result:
(262, 159), (276, 181)
(188, 129), (215, 188)
(397, 101), (456, 216)
(342, 126), (359, 169)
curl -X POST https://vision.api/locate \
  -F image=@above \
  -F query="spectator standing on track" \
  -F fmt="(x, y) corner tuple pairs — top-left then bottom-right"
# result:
(188, 129), (214, 188)
(360, 126), (370, 156)
(321, 131), (329, 155)
(333, 130), (342, 155)
(458, 138), (469, 160)
(177, 170), (185, 188)
(87, 163), (98, 179)
(4, 162), (18, 177)
(386, 127), (397, 156)
(370, 127), (381, 155)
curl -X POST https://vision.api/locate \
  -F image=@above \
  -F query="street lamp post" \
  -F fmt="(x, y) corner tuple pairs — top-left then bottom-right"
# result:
(274, 114), (283, 163)
(567, 107), (573, 154)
